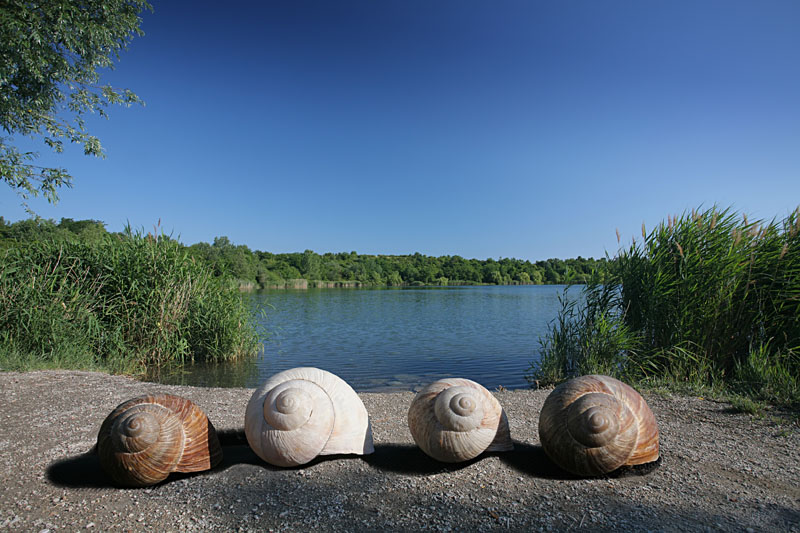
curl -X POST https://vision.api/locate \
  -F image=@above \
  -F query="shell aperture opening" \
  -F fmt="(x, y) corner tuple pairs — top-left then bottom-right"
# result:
(566, 393), (621, 448)
(264, 382), (314, 431)
(434, 386), (484, 432)
(111, 407), (162, 453)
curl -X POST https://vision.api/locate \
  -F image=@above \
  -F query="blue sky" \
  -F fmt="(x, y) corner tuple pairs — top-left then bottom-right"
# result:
(3, 0), (799, 260)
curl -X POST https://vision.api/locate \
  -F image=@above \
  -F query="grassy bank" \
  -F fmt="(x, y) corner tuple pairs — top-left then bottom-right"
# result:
(528, 206), (800, 409)
(0, 229), (261, 377)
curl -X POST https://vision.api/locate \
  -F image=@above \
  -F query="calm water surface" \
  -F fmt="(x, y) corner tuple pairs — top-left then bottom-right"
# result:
(162, 285), (578, 391)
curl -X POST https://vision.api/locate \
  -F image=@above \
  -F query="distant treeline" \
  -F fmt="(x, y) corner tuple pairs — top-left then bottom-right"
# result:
(0, 217), (610, 288)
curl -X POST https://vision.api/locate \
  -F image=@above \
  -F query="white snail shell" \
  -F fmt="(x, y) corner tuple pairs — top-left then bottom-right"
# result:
(244, 367), (374, 467)
(408, 378), (513, 462)
(538, 375), (660, 477)
(96, 394), (222, 487)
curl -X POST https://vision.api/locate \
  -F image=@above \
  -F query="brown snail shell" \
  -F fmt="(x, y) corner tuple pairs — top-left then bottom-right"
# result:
(96, 394), (223, 487)
(538, 375), (659, 477)
(245, 367), (374, 467)
(408, 378), (513, 462)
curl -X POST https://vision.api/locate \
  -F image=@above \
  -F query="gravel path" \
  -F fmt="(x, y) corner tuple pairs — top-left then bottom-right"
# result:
(0, 370), (798, 532)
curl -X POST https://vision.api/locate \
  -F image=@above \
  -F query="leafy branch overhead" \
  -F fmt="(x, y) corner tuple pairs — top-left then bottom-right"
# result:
(0, 0), (151, 204)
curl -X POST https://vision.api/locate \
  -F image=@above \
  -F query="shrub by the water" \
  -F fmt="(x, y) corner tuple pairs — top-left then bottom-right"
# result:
(529, 206), (800, 407)
(0, 229), (260, 375)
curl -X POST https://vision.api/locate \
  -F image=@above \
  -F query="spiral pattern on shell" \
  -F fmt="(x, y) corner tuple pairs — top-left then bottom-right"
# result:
(408, 378), (513, 463)
(538, 375), (659, 477)
(96, 394), (223, 487)
(245, 367), (374, 467)
(111, 407), (163, 452)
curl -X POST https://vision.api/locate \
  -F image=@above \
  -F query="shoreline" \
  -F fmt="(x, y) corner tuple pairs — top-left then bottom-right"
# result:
(240, 280), (547, 291)
(1, 370), (798, 531)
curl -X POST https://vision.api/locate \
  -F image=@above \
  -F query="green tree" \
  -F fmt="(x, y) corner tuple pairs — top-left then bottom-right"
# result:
(529, 267), (544, 284)
(301, 249), (321, 280)
(387, 270), (403, 286)
(0, 0), (151, 205)
(58, 217), (107, 242)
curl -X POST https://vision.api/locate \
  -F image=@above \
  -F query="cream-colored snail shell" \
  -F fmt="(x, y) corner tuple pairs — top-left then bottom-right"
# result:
(244, 367), (374, 467)
(408, 378), (513, 462)
(538, 375), (660, 477)
(96, 394), (223, 487)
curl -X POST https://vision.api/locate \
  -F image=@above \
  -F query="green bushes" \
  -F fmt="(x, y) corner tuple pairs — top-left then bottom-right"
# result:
(0, 230), (260, 376)
(529, 206), (800, 406)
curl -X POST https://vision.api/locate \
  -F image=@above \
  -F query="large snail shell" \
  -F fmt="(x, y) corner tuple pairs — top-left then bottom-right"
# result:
(408, 378), (513, 463)
(96, 394), (223, 487)
(538, 375), (659, 477)
(244, 367), (374, 467)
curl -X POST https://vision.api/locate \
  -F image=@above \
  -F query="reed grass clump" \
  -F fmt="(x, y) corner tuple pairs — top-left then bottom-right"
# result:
(529, 206), (800, 407)
(0, 229), (260, 376)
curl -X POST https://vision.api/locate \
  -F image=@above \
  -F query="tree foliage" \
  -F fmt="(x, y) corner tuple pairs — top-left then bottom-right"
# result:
(0, 0), (150, 205)
(0, 217), (611, 288)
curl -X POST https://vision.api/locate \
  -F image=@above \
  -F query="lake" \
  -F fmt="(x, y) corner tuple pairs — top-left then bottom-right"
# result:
(161, 285), (578, 391)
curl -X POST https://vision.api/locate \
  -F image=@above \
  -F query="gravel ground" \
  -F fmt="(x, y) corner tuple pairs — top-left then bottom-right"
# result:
(0, 370), (798, 532)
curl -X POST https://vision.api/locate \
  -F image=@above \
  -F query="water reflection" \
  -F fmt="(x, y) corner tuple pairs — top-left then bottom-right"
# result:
(159, 357), (261, 388)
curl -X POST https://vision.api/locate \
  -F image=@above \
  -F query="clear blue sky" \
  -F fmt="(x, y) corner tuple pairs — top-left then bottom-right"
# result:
(3, 0), (799, 260)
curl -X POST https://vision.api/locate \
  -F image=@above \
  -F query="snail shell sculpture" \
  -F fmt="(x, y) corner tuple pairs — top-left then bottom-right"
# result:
(96, 394), (223, 487)
(408, 378), (513, 462)
(244, 367), (374, 467)
(538, 375), (659, 477)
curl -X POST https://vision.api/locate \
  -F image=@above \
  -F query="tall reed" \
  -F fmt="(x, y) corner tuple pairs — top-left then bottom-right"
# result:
(528, 280), (641, 386)
(530, 206), (800, 406)
(0, 229), (261, 376)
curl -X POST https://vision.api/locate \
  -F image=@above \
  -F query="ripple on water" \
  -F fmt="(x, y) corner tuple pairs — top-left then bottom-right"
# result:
(160, 285), (579, 390)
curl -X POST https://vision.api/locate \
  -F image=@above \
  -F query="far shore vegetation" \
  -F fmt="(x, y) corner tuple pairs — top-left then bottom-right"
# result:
(529, 206), (800, 413)
(0, 216), (609, 289)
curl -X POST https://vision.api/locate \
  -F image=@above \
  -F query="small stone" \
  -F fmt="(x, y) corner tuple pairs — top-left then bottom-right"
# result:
(746, 529), (755, 533)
